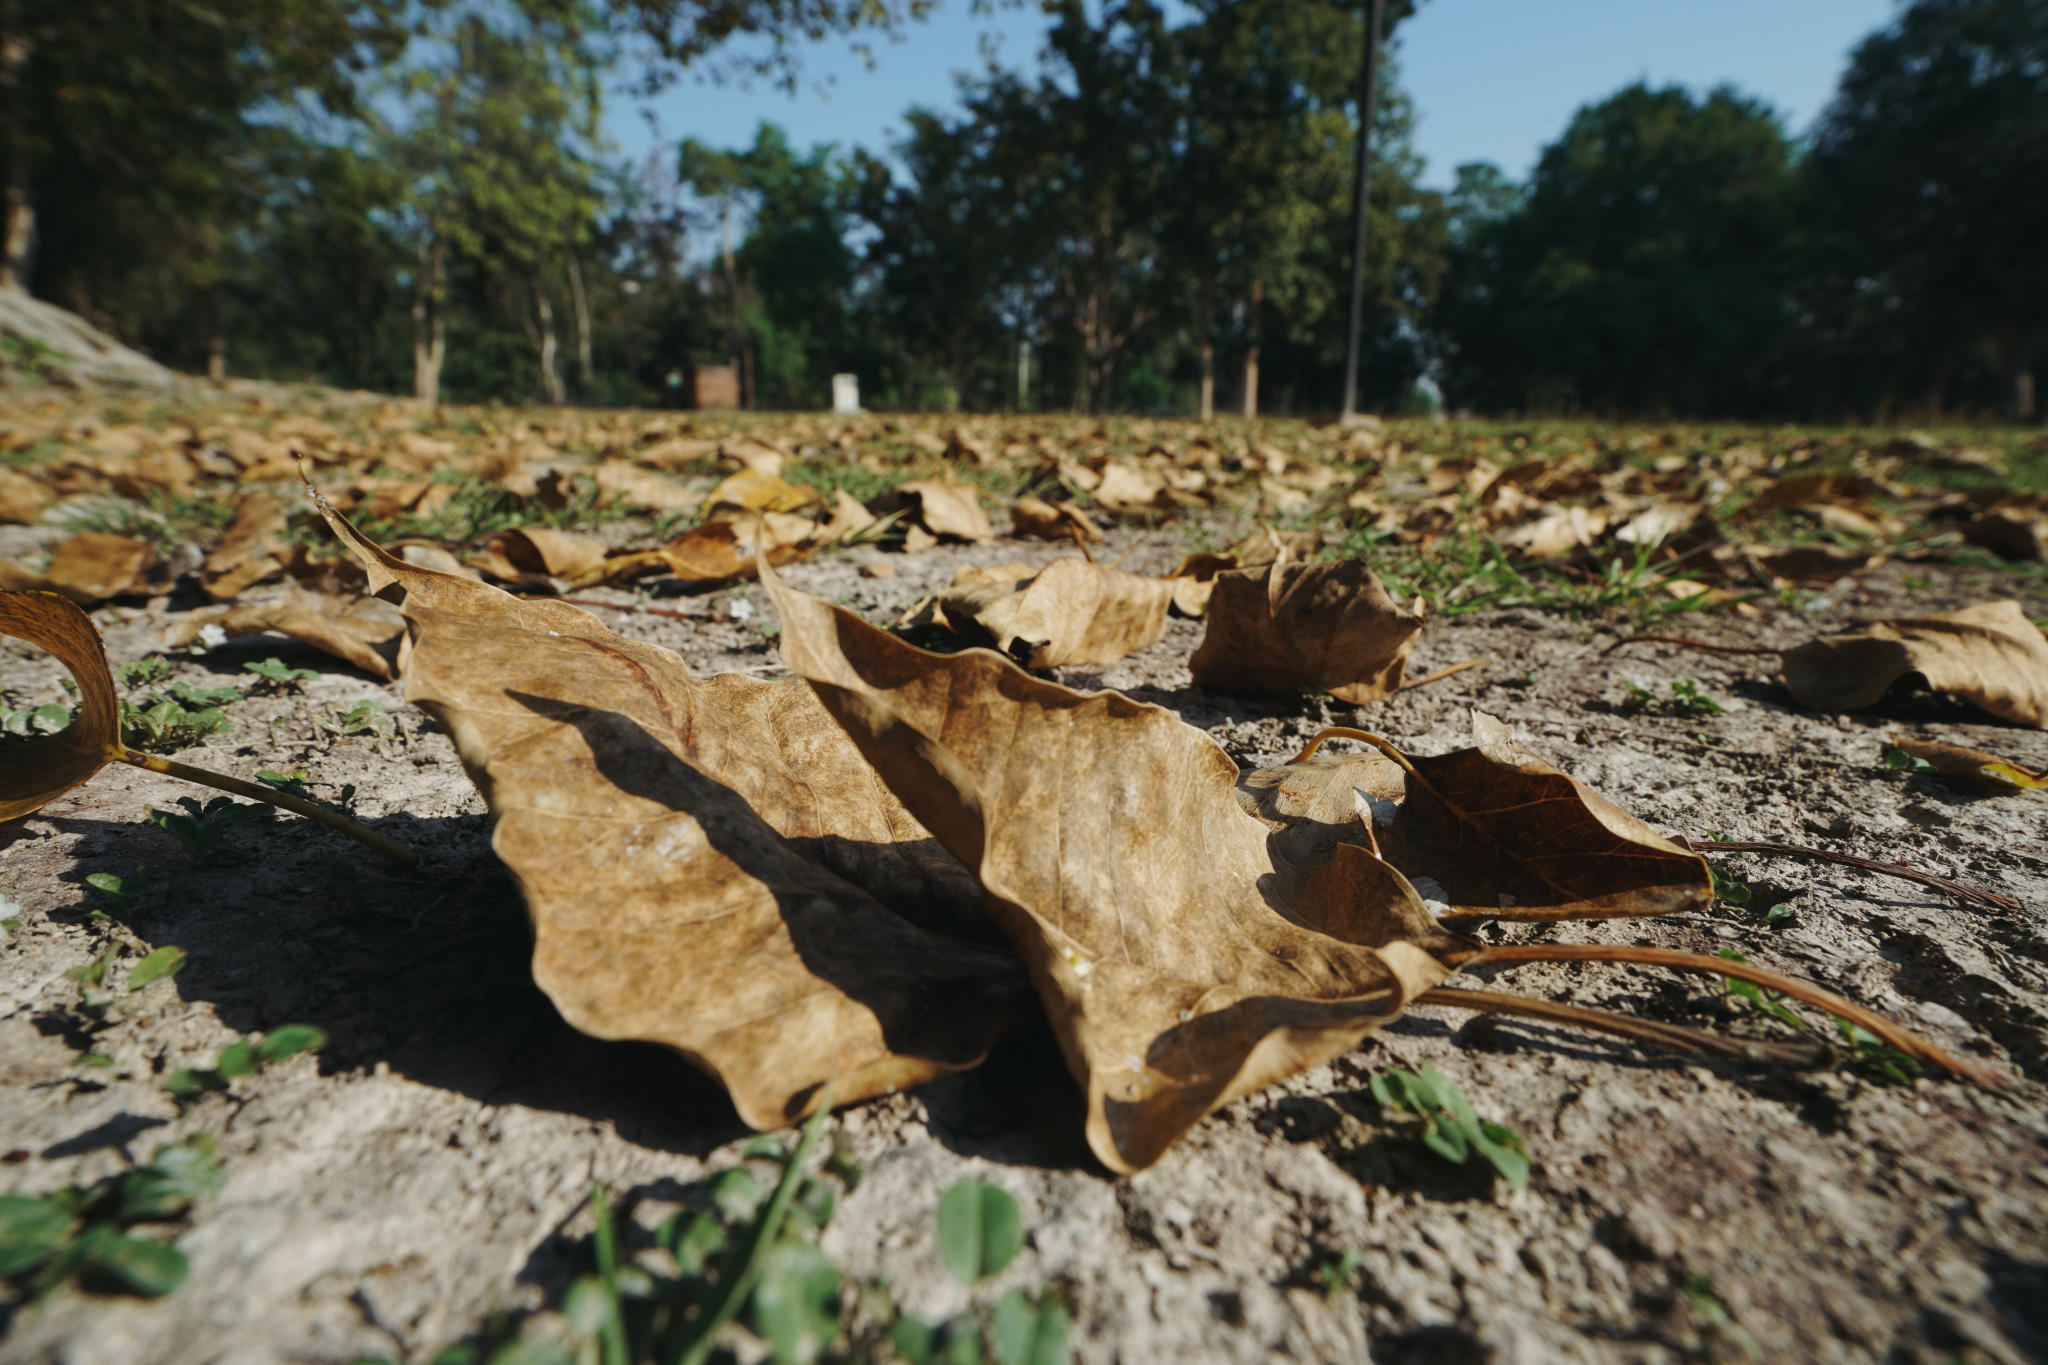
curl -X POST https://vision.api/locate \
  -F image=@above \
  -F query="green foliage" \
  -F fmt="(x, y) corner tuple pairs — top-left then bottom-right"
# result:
(1715, 951), (1807, 1030)
(1715, 950), (1920, 1082)
(0, 700), (74, 740)
(1369, 1064), (1530, 1189)
(120, 681), (241, 752)
(1315, 1249), (1364, 1300)
(113, 658), (174, 688)
(258, 769), (358, 814)
(935, 1180), (1024, 1285)
(86, 867), (177, 915)
(244, 658), (320, 692)
(126, 945), (188, 992)
(318, 701), (386, 738)
(1622, 677), (1724, 717)
(1883, 747), (1938, 776)
(0, 1135), (221, 1301)
(146, 796), (275, 863)
(1708, 865), (1752, 908)
(163, 1025), (328, 1104)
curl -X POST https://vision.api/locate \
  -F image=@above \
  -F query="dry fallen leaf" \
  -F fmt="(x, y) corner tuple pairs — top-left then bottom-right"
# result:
(1009, 497), (1102, 543)
(1091, 463), (1171, 517)
(170, 579), (405, 680)
(1960, 492), (2047, 564)
(896, 480), (993, 542)
(1892, 736), (2047, 792)
(707, 467), (818, 513)
(473, 527), (612, 584)
(950, 562), (1038, 589)
(0, 590), (120, 820)
(760, 556), (1458, 1173)
(41, 532), (158, 604)
(202, 488), (287, 600)
(1190, 560), (1424, 704)
(1242, 716), (1713, 923)
(312, 494), (1033, 1130)
(593, 460), (702, 515)
(926, 557), (1175, 670)
(1228, 527), (1320, 567)
(813, 489), (878, 545)
(1163, 551), (1237, 617)
(1781, 600), (2048, 729)
(0, 467), (53, 525)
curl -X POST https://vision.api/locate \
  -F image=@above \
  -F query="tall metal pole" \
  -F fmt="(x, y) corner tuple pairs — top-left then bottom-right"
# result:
(1340, 0), (1385, 423)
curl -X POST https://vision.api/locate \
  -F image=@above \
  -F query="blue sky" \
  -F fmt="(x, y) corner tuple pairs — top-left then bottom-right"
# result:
(604, 0), (1899, 189)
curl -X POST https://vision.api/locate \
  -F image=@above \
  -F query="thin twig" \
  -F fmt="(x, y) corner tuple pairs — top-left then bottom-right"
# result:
(1416, 986), (1826, 1066)
(1396, 657), (1495, 692)
(1601, 633), (1782, 658)
(1688, 836), (2020, 913)
(115, 748), (421, 869)
(1069, 522), (1097, 565)
(1457, 943), (2006, 1089)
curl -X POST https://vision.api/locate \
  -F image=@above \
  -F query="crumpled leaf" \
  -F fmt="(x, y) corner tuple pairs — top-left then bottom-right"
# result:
(0, 467), (53, 525)
(923, 557), (1175, 670)
(1891, 736), (2047, 792)
(895, 480), (992, 541)
(1959, 491), (2047, 564)
(708, 468), (818, 513)
(1227, 528), (1320, 567)
(760, 556), (1458, 1174)
(1010, 497), (1101, 543)
(1501, 506), (1607, 560)
(1781, 600), (2048, 729)
(202, 489), (286, 600)
(593, 460), (702, 515)
(1190, 559), (1424, 704)
(0, 590), (121, 820)
(1090, 463), (1171, 517)
(1163, 552), (1236, 617)
(1751, 545), (1879, 587)
(314, 495), (1031, 1130)
(564, 512), (815, 590)
(813, 489), (877, 544)
(473, 527), (612, 584)
(169, 580), (404, 680)
(1240, 714), (1712, 923)
(39, 533), (159, 604)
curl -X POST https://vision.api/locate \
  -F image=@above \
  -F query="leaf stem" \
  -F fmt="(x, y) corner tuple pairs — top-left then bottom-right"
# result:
(113, 747), (421, 869)
(672, 1083), (834, 1365)
(1455, 944), (2005, 1088)
(1415, 986), (1826, 1066)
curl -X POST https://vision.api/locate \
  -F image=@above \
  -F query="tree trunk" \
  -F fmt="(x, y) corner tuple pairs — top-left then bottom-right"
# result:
(533, 276), (566, 406)
(1, 33), (35, 294)
(1016, 333), (1030, 411)
(721, 201), (743, 376)
(1198, 280), (1215, 422)
(567, 251), (594, 402)
(1240, 284), (1264, 419)
(1997, 326), (2037, 422)
(410, 235), (445, 406)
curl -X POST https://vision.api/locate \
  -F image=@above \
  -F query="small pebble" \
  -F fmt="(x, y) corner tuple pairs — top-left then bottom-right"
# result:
(859, 561), (894, 579)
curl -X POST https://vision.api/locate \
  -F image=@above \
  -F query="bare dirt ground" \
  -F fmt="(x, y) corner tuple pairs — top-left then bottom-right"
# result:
(4, 398), (2048, 1365)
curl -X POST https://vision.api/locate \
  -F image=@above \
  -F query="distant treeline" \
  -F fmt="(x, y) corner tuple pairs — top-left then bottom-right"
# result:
(4, 0), (2042, 421)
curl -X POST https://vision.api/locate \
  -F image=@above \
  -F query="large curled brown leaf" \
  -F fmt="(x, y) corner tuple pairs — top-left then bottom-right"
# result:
(35, 532), (159, 604)
(1781, 600), (2048, 729)
(1241, 715), (1711, 923)
(1189, 559), (1424, 703)
(314, 497), (1031, 1130)
(759, 557), (1458, 1174)
(0, 591), (121, 820)
(924, 557), (1174, 669)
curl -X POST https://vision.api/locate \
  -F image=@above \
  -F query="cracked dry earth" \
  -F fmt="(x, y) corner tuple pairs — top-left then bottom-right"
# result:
(4, 520), (2048, 1365)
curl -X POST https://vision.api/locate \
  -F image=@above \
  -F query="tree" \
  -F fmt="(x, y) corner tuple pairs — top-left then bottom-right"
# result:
(1438, 84), (1798, 417)
(1808, 0), (2048, 420)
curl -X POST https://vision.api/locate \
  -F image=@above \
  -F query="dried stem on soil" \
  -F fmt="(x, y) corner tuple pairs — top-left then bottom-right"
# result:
(115, 748), (422, 869)
(1688, 837), (2021, 912)
(1416, 986), (1827, 1066)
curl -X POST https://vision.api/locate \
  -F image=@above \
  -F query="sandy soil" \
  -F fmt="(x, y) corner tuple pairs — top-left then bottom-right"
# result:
(4, 514), (2048, 1365)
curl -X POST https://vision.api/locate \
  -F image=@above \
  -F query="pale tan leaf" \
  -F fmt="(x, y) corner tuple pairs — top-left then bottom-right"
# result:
(1190, 560), (1424, 704)
(1782, 600), (2048, 729)
(1893, 736), (2046, 792)
(928, 558), (1174, 669)
(169, 580), (404, 680)
(42, 533), (157, 604)
(202, 489), (287, 600)
(0, 468), (53, 525)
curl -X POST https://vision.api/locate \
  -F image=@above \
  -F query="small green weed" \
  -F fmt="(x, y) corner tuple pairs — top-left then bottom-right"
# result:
(1883, 747), (1937, 776)
(113, 657), (174, 688)
(1315, 1249), (1365, 1300)
(1369, 1065), (1530, 1189)
(145, 796), (274, 862)
(163, 1025), (327, 1105)
(257, 769), (356, 814)
(121, 681), (240, 752)
(243, 657), (319, 692)
(1, 700), (73, 739)
(86, 867), (177, 915)
(1716, 950), (1920, 1083)
(125, 945), (187, 992)
(317, 700), (384, 737)
(0, 1134), (221, 1301)
(1623, 678), (1722, 717)
(1709, 865), (1751, 908)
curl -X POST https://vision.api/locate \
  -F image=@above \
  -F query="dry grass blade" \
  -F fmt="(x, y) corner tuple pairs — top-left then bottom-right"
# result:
(1459, 943), (2007, 1089)
(1415, 986), (1828, 1066)
(1688, 836), (2022, 912)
